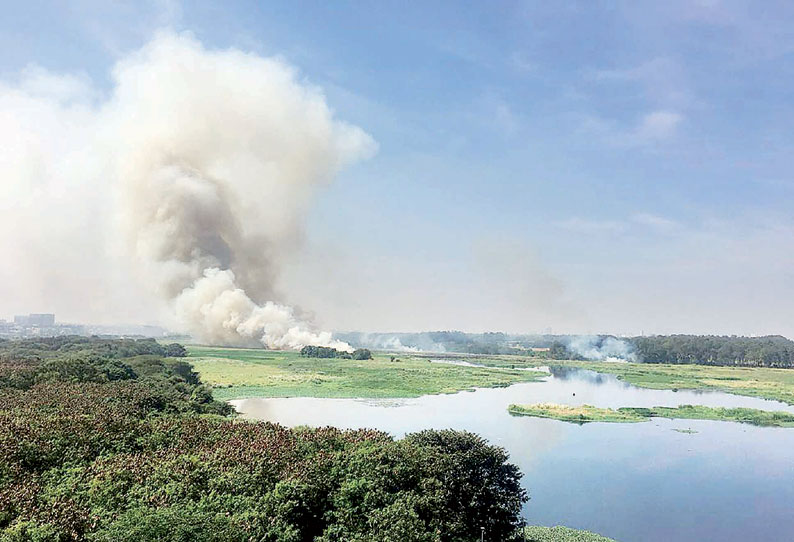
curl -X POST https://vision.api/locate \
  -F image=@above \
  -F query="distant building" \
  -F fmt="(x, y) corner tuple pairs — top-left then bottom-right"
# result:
(14, 313), (55, 326)
(29, 313), (55, 326)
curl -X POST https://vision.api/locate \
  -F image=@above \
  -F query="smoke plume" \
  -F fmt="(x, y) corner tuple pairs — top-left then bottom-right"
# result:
(335, 333), (426, 353)
(566, 335), (636, 362)
(0, 32), (375, 350)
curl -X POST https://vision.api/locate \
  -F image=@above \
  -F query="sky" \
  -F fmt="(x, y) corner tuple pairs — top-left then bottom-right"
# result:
(1, 0), (793, 337)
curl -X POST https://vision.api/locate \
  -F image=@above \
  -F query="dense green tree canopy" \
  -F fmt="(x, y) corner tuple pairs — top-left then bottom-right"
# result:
(299, 346), (373, 360)
(549, 335), (794, 368)
(0, 337), (527, 541)
(629, 335), (794, 367)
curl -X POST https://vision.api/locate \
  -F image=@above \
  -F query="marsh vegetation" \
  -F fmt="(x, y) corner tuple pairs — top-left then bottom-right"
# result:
(187, 346), (546, 400)
(508, 403), (794, 427)
(507, 403), (647, 423)
(189, 344), (794, 407)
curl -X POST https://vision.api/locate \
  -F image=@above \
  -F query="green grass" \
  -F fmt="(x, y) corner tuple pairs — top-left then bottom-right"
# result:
(508, 403), (794, 427)
(508, 403), (646, 423)
(622, 404), (794, 427)
(187, 346), (547, 400)
(548, 360), (794, 406)
(524, 525), (618, 542)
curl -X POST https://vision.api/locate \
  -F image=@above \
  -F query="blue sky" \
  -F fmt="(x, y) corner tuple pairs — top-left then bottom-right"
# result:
(2, 1), (793, 336)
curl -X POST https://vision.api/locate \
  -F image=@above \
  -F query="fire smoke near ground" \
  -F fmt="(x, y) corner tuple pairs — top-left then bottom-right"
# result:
(0, 32), (375, 350)
(565, 335), (636, 362)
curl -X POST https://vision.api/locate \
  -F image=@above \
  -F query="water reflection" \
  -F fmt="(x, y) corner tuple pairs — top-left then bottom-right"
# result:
(429, 358), (549, 372)
(547, 365), (609, 385)
(231, 368), (794, 542)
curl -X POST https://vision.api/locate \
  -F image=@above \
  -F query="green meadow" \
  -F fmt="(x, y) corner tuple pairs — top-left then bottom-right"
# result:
(187, 346), (547, 400)
(188, 345), (794, 407)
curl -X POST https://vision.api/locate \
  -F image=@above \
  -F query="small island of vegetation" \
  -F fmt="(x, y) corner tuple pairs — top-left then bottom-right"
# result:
(508, 403), (794, 427)
(508, 403), (648, 423)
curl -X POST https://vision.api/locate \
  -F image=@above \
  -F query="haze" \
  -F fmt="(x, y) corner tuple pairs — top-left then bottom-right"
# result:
(1, 1), (792, 338)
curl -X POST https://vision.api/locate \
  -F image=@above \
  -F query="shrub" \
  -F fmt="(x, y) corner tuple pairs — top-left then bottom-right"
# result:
(352, 349), (373, 360)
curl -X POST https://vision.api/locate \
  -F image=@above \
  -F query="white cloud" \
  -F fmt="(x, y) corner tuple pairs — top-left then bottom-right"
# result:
(555, 217), (627, 235)
(594, 57), (693, 109)
(493, 100), (518, 134)
(583, 55), (691, 148)
(636, 110), (684, 140)
(509, 51), (535, 74)
(631, 213), (681, 232)
(472, 92), (520, 136)
(556, 212), (683, 237)
(16, 65), (95, 103)
(577, 109), (684, 147)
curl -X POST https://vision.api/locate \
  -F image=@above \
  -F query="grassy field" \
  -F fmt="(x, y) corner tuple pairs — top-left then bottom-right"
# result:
(186, 345), (794, 406)
(187, 346), (547, 400)
(508, 403), (794, 427)
(524, 526), (618, 542)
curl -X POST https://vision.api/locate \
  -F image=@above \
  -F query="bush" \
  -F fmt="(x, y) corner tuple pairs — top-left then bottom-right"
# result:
(299, 345), (340, 358)
(352, 349), (373, 360)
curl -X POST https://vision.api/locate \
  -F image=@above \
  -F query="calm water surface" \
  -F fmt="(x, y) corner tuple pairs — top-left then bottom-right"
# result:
(231, 368), (794, 542)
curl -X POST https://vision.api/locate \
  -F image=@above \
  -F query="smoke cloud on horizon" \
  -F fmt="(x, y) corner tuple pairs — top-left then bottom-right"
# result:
(0, 32), (375, 350)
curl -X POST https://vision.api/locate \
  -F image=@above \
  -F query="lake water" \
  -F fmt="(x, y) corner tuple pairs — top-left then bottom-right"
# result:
(231, 367), (794, 542)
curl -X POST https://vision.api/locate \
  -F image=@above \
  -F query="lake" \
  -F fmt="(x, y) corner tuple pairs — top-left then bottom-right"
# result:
(231, 367), (794, 542)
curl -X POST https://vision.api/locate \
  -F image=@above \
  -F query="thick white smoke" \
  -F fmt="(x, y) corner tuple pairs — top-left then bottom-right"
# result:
(0, 32), (375, 350)
(566, 335), (636, 362)
(351, 334), (422, 353)
(174, 268), (350, 350)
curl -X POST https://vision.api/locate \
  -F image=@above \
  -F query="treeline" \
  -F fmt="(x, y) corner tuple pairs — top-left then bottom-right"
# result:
(629, 335), (794, 368)
(299, 345), (373, 360)
(0, 337), (527, 541)
(337, 331), (794, 368)
(0, 336), (228, 415)
(0, 335), (186, 362)
(336, 331), (555, 356)
(548, 334), (794, 368)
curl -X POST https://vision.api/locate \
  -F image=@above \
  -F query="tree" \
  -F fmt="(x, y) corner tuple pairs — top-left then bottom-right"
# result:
(164, 343), (188, 357)
(352, 349), (372, 360)
(548, 342), (570, 360)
